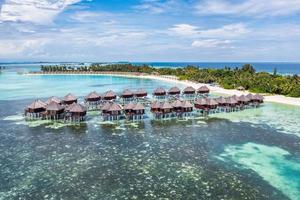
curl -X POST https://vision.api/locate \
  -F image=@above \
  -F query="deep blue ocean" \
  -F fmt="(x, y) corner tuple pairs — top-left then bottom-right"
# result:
(134, 62), (300, 75)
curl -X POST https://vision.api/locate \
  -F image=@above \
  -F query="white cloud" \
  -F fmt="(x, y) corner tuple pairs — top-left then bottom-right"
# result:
(192, 39), (231, 48)
(0, 38), (47, 56)
(134, 0), (183, 14)
(200, 23), (249, 38)
(170, 23), (249, 38)
(0, 0), (80, 24)
(169, 24), (199, 37)
(196, 0), (300, 17)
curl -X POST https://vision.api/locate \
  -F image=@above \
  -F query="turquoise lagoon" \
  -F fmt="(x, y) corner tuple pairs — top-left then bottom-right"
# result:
(0, 66), (300, 199)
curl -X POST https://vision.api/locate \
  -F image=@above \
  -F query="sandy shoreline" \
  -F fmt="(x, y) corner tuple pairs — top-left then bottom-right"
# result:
(27, 72), (300, 106)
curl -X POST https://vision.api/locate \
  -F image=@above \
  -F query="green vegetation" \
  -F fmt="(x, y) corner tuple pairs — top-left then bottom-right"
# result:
(40, 63), (300, 97)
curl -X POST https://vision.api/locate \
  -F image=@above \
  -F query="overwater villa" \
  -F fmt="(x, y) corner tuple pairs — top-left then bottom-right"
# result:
(45, 96), (62, 105)
(172, 100), (193, 117)
(168, 86), (181, 96)
(194, 98), (219, 114)
(24, 86), (264, 123)
(253, 94), (264, 103)
(183, 86), (196, 98)
(225, 97), (239, 112)
(85, 91), (101, 109)
(121, 89), (134, 102)
(153, 87), (167, 99)
(101, 102), (123, 121)
(238, 95), (250, 108)
(124, 102), (145, 120)
(157, 101), (173, 119)
(197, 86), (210, 96)
(134, 88), (148, 98)
(103, 90), (117, 101)
(25, 99), (47, 119)
(45, 101), (65, 120)
(65, 103), (87, 122)
(63, 93), (77, 105)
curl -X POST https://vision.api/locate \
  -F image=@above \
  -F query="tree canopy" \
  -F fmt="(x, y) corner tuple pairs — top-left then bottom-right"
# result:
(40, 63), (300, 97)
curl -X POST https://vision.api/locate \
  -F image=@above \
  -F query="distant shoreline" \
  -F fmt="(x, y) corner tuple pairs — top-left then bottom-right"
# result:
(27, 71), (300, 106)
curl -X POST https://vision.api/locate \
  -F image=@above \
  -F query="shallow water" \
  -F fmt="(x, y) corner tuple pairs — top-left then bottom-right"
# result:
(218, 143), (300, 200)
(0, 66), (300, 199)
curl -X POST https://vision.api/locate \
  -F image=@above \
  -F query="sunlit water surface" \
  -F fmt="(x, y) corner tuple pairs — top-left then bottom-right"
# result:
(0, 66), (299, 199)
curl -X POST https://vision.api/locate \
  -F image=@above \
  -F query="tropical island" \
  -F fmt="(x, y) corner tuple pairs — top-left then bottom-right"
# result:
(38, 63), (300, 98)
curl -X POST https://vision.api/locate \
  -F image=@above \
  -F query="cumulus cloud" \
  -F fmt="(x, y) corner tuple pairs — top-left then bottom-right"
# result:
(170, 23), (249, 38)
(169, 24), (199, 37)
(0, 0), (80, 24)
(0, 38), (47, 56)
(192, 39), (231, 48)
(133, 0), (184, 14)
(196, 0), (300, 17)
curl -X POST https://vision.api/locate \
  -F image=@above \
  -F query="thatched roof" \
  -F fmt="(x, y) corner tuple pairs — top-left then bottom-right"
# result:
(195, 98), (208, 106)
(246, 93), (254, 100)
(124, 102), (135, 110)
(239, 95), (250, 102)
(101, 102), (111, 111)
(253, 94), (264, 101)
(103, 90), (116, 98)
(64, 93), (77, 102)
(160, 101), (173, 109)
(207, 98), (219, 106)
(46, 101), (64, 111)
(46, 96), (62, 104)
(232, 95), (240, 101)
(226, 97), (238, 105)
(172, 100), (183, 107)
(183, 86), (196, 93)
(133, 102), (145, 111)
(27, 99), (46, 109)
(85, 91), (100, 100)
(197, 85), (210, 93)
(108, 103), (122, 112)
(216, 96), (227, 104)
(153, 87), (166, 94)
(135, 88), (147, 95)
(151, 101), (161, 109)
(168, 86), (180, 94)
(122, 89), (134, 96)
(68, 103), (86, 113)
(182, 100), (193, 108)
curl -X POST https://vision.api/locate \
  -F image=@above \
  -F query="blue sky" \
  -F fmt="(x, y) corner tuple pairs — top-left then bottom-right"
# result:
(0, 0), (300, 62)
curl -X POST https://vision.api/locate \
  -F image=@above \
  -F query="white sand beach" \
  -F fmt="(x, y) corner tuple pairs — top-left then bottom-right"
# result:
(27, 72), (300, 106)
